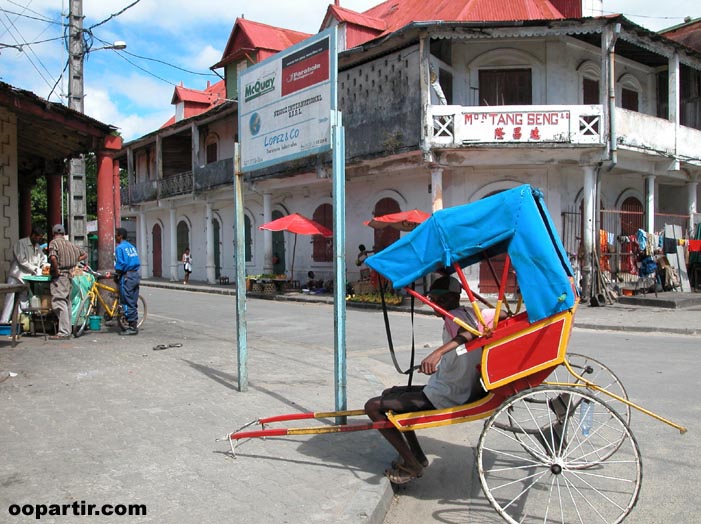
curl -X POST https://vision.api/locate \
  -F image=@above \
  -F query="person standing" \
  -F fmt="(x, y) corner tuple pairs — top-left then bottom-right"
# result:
(114, 228), (141, 335)
(47, 224), (86, 340)
(0, 228), (47, 323)
(182, 247), (192, 285)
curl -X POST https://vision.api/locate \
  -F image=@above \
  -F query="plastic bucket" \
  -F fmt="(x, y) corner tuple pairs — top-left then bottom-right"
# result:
(88, 315), (102, 331)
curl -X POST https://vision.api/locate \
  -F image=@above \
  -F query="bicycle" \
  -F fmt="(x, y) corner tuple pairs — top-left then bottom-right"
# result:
(73, 266), (147, 337)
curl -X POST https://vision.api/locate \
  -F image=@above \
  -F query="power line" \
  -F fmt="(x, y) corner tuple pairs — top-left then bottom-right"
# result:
(88, 0), (142, 30)
(0, 11), (56, 90)
(0, 6), (61, 26)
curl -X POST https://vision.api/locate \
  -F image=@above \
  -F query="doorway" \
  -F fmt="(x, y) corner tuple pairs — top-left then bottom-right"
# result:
(152, 224), (162, 277)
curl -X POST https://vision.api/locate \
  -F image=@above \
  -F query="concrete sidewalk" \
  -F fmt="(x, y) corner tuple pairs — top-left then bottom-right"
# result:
(143, 277), (701, 336)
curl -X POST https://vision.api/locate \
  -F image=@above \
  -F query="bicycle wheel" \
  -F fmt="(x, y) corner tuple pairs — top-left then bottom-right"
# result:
(118, 295), (147, 329)
(73, 293), (93, 338)
(477, 385), (642, 524)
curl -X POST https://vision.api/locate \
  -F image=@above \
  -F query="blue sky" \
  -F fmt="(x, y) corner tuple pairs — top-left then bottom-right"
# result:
(1, 0), (697, 142)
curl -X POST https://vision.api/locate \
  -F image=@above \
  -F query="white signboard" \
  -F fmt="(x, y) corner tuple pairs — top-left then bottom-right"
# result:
(238, 28), (337, 172)
(458, 108), (572, 143)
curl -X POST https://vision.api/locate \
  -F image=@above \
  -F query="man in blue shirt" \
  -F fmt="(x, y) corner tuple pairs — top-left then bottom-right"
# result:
(114, 228), (141, 335)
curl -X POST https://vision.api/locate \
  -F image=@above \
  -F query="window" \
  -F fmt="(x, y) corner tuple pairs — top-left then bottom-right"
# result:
(206, 142), (218, 164)
(176, 221), (190, 261)
(479, 69), (532, 106)
(312, 204), (333, 262)
(620, 197), (643, 236)
(621, 88), (639, 111)
(583, 77), (599, 104)
(617, 74), (642, 112)
(373, 198), (401, 251)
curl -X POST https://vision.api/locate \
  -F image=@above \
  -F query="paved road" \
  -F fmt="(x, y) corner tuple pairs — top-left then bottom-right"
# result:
(383, 329), (701, 524)
(2, 286), (698, 524)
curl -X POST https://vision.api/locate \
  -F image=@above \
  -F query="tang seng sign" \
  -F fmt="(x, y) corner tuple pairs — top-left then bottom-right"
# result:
(458, 108), (572, 143)
(238, 28), (337, 172)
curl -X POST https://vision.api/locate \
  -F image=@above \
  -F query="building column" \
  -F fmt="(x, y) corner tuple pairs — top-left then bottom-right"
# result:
(688, 176), (698, 234)
(581, 165), (597, 300)
(96, 151), (115, 270)
(46, 172), (63, 231)
(138, 209), (149, 278)
(645, 175), (656, 232)
(113, 160), (121, 227)
(205, 201), (216, 283)
(431, 167), (443, 211)
(96, 136), (122, 270)
(169, 206), (178, 281)
(262, 192), (273, 274)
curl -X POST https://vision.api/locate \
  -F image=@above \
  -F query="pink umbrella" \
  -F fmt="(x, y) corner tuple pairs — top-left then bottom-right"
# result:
(259, 213), (332, 279)
(363, 209), (431, 232)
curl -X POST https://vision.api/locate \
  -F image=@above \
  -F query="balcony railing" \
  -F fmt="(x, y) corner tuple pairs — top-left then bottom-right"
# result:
(428, 104), (604, 147)
(158, 171), (193, 199)
(194, 158), (234, 192)
(121, 180), (157, 205)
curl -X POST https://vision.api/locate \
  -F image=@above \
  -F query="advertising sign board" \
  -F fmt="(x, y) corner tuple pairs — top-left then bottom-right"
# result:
(238, 28), (337, 172)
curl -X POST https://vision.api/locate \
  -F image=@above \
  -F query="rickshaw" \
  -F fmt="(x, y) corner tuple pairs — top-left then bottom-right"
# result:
(221, 185), (686, 524)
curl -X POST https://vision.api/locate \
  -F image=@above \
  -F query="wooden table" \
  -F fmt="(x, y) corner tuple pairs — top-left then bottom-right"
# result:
(0, 283), (29, 347)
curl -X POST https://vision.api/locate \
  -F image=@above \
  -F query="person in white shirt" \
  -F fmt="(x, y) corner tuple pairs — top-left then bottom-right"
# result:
(1, 228), (47, 322)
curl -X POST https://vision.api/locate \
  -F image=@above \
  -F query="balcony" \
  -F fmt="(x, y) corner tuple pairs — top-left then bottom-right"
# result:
(121, 180), (157, 205)
(428, 104), (604, 148)
(427, 104), (701, 166)
(194, 158), (234, 192)
(158, 171), (193, 199)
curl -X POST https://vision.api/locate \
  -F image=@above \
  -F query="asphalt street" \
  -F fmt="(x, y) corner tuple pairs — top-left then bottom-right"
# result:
(1, 284), (699, 524)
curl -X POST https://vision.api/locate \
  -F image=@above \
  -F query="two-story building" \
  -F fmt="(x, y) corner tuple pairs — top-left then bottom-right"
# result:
(118, 0), (701, 297)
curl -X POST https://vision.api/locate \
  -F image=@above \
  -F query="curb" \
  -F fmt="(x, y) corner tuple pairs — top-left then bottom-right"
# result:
(140, 280), (698, 336)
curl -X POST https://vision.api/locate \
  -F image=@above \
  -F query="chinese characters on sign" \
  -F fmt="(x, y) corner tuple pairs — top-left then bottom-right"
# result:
(460, 110), (571, 143)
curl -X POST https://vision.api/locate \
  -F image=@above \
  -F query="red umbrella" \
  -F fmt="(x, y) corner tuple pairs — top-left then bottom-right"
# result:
(363, 209), (431, 232)
(259, 213), (332, 279)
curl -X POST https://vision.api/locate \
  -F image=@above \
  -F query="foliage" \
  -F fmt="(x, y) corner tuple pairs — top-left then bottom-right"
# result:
(346, 293), (404, 305)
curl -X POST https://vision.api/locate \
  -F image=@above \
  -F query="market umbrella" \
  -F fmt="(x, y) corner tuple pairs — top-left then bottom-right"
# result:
(363, 209), (431, 232)
(259, 213), (333, 280)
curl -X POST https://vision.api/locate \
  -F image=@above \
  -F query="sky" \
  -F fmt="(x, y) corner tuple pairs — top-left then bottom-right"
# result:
(0, 0), (698, 142)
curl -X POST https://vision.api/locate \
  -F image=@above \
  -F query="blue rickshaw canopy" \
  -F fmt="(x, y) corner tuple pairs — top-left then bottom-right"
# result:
(365, 185), (575, 323)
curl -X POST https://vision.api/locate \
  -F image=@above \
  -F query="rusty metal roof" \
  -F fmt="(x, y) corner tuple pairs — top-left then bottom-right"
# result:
(0, 81), (115, 175)
(363, 0), (564, 34)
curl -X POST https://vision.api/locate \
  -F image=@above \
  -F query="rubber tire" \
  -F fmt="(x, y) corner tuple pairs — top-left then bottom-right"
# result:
(73, 294), (93, 338)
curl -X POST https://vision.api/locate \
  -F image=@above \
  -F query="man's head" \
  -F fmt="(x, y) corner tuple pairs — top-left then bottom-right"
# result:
(115, 228), (128, 242)
(29, 227), (44, 245)
(52, 224), (65, 236)
(428, 276), (462, 312)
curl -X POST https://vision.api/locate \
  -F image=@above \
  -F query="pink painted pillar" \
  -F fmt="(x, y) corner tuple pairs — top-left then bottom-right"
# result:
(97, 135), (123, 270)
(46, 173), (63, 231)
(113, 160), (121, 227)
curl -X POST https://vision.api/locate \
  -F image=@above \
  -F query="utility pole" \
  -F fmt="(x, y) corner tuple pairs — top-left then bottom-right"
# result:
(67, 0), (87, 247)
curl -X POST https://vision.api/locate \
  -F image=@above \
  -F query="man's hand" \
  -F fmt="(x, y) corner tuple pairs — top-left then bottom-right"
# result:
(420, 350), (443, 375)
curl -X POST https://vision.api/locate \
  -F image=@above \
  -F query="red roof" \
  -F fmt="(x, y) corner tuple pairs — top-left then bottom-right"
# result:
(212, 18), (311, 69)
(161, 80), (226, 128)
(362, 0), (564, 34)
(321, 4), (386, 32)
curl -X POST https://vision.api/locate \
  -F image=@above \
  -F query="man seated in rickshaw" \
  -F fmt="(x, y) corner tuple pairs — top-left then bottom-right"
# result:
(365, 275), (504, 485)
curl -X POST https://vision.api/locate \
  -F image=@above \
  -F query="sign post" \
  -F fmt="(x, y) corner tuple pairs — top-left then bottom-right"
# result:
(236, 28), (346, 411)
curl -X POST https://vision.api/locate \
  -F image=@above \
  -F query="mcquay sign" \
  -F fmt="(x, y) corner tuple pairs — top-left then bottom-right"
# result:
(244, 75), (276, 103)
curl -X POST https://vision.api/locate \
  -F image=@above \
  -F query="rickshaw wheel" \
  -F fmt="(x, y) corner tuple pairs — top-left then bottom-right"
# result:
(501, 353), (631, 462)
(549, 353), (631, 426)
(477, 385), (642, 524)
